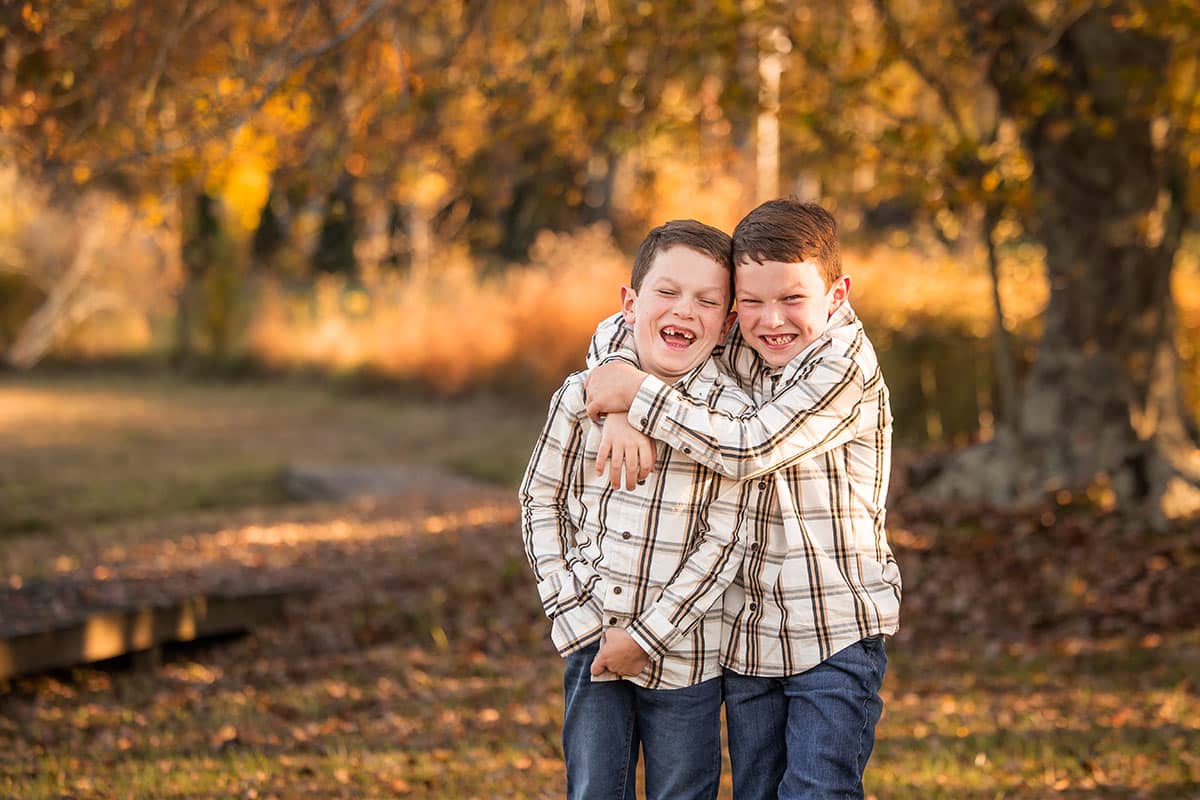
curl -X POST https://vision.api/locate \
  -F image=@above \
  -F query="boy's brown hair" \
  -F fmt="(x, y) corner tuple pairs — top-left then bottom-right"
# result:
(631, 219), (734, 307)
(732, 199), (842, 287)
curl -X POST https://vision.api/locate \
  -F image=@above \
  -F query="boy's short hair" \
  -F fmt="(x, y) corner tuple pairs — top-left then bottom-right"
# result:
(631, 219), (734, 305)
(732, 199), (842, 287)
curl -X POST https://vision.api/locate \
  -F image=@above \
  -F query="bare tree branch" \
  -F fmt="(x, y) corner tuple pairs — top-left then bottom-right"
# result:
(869, 0), (974, 144)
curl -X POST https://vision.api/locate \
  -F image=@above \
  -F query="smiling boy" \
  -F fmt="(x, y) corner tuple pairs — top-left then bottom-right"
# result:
(519, 219), (758, 799)
(585, 199), (901, 800)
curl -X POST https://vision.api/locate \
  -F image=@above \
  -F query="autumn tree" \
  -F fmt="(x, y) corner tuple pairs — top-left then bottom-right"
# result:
(841, 0), (1200, 523)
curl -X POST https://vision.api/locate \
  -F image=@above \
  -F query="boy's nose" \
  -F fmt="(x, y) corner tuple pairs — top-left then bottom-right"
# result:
(763, 305), (785, 327)
(673, 299), (696, 317)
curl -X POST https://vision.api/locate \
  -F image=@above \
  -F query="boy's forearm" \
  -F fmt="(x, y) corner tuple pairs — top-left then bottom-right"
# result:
(586, 312), (640, 370)
(584, 361), (647, 417)
(626, 356), (866, 480)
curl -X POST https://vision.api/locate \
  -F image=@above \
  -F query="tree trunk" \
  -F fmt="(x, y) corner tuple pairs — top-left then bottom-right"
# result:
(921, 4), (1200, 524)
(5, 224), (104, 369)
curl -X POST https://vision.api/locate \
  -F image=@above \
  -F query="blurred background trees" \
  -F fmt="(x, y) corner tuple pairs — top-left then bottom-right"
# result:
(1, 0), (1198, 520)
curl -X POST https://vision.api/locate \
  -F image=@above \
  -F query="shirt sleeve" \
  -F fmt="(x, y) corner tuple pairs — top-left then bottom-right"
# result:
(585, 312), (640, 369)
(626, 352), (865, 481)
(625, 478), (752, 661)
(517, 379), (604, 653)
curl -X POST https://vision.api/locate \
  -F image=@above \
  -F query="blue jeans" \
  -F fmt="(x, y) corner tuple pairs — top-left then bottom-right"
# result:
(724, 636), (888, 800)
(562, 641), (723, 800)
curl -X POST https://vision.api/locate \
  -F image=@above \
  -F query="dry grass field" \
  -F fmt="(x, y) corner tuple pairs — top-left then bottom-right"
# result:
(0, 375), (1196, 798)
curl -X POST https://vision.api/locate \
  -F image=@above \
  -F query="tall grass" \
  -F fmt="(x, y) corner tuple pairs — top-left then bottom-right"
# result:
(246, 224), (628, 396)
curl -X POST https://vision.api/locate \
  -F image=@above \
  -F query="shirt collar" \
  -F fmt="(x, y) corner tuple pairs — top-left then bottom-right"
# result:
(771, 301), (861, 384)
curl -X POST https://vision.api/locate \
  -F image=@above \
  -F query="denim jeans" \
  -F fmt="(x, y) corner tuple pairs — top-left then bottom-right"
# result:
(562, 641), (723, 800)
(723, 636), (888, 800)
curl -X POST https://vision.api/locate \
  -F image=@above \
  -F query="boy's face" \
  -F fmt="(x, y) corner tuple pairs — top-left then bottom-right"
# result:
(735, 259), (850, 368)
(621, 246), (735, 383)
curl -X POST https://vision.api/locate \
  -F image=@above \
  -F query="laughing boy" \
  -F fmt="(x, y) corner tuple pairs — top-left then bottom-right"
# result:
(519, 219), (759, 800)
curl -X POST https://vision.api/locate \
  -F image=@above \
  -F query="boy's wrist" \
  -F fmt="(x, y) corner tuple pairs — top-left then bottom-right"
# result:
(626, 606), (680, 662)
(627, 374), (671, 437)
(585, 361), (647, 418)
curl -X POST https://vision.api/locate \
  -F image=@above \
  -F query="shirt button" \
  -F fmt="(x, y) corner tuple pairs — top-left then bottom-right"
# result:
(748, 602), (757, 611)
(640, 417), (648, 426)
(612, 586), (622, 595)
(608, 617), (618, 625)
(758, 480), (767, 489)
(683, 446), (692, 454)
(750, 542), (760, 551)
(622, 531), (632, 540)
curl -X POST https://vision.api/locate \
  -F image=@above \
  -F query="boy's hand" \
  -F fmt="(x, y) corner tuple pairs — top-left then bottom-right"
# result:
(596, 414), (655, 490)
(590, 628), (650, 679)
(585, 362), (646, 421)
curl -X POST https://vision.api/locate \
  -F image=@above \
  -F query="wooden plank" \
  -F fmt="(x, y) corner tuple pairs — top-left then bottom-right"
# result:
(0, 587), (312, 680)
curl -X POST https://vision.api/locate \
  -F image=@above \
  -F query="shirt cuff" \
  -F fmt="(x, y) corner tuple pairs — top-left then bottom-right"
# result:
(550, 597), (605, 656)
(627, 374), (674, 437)
(625, 605), (683, 662)
(537, 568), (603, 619)
(535, 572), (561, 617)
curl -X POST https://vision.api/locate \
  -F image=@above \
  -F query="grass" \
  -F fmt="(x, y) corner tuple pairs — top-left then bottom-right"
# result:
(0, 375), (1197, 798)
(0, 372), (546, 539)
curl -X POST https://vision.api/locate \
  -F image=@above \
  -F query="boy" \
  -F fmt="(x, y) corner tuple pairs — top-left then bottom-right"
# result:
(519, 219), (759, 800)
(585, 199), (902, 800)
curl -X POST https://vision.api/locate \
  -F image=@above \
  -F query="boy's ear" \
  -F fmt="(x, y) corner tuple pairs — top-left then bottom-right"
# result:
(620, 285), (637, 324)
(721, 310), (737, 339)
(828, 275), (851, 316)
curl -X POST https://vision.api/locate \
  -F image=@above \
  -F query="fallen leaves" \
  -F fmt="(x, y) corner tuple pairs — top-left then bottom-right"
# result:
(0, 461), (1195, 797)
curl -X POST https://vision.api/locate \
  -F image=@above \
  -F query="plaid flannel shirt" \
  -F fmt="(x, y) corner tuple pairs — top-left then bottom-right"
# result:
(588, 302), (902, 676)
(519, 358), (760, 689)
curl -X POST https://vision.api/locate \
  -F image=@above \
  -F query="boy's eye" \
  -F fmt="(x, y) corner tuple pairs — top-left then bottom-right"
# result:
(658, 289), (676, 296)
(785, 295), (805, 302)
(738, 298), (761, 306)
(699, 298), (720, 307)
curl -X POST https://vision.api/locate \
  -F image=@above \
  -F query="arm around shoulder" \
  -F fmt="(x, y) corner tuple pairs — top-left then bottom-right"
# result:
(628, 354), (866, 481)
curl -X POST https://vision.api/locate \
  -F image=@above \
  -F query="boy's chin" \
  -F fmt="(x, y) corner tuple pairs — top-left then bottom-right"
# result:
(644, 349), (706, 380)
(750, 346), (796, 368)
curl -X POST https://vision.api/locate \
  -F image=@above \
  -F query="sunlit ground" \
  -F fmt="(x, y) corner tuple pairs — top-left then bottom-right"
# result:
(0, 376), (1196, 798)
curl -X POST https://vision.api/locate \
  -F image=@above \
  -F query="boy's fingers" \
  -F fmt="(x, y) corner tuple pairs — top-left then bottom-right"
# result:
(609, 450), (625, 490)
(624, 448), (638, 491)
(637, 440), (654, 481)
(595, 438), (611, 477)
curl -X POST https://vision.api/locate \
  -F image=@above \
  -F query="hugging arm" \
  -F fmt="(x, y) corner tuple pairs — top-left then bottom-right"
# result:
(626, 352), (867, 481)
(585, 313), (655, 489)
(585, 312), (640, 370)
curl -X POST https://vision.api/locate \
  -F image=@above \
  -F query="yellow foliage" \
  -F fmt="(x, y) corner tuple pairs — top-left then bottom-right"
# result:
(260, 91), (312, 134)
(205, 126), (277, 233)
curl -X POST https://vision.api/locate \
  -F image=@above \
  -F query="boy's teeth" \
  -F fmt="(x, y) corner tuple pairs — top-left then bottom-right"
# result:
(663, 327), (694, 340)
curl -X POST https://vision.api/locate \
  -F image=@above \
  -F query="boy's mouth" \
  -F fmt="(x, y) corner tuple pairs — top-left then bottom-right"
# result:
(660, 325), (697, 350)
(760, 333), (797, 348)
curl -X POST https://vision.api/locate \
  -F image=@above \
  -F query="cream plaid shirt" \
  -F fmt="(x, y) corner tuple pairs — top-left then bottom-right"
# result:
(519, 357), (763, 689)
(589, 302), (901, 676)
